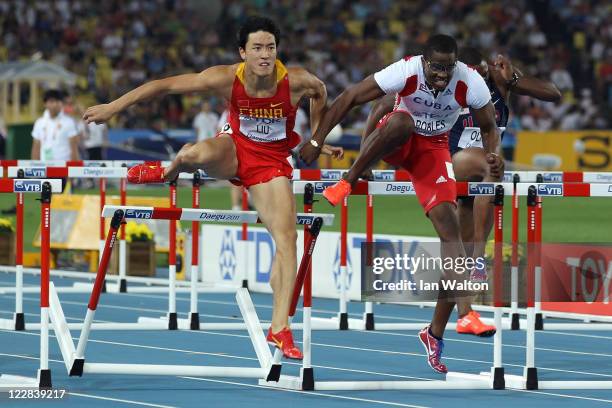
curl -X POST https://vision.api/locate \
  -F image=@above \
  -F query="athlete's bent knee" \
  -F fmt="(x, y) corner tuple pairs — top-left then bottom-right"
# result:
(452, 148), (489, 182)
(381, 113), (414, 146)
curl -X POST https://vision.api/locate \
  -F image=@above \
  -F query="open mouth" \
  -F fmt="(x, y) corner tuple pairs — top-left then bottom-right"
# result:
(433, 79), (448, 88)
(259, 62), (271, 67)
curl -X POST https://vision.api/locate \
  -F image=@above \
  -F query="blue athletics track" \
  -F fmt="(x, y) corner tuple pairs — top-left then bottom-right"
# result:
(0, 272), (611, 408)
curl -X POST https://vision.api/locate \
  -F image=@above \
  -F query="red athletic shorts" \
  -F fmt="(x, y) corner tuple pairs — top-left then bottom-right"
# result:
(378, 111), (457, 213)
(221, 132), (294, 188)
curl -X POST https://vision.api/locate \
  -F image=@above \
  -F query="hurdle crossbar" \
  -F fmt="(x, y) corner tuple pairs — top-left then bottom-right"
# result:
(291, 168), (612, 184)
(51, 208), (329, 381)
(0, 181), (56, 388)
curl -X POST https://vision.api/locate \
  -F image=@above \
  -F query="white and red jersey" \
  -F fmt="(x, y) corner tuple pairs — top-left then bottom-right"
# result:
(227, 60), (300, 149)
(374, 55), (491, 136)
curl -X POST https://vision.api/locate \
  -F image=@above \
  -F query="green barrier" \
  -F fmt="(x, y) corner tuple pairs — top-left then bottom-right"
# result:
(6, 123), (34, 159)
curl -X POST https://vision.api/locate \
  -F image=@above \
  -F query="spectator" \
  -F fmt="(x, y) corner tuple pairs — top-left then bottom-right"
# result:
(1, 0), (607, 130)
(193, 100), (219, 142)
(31, 89), (79, 161)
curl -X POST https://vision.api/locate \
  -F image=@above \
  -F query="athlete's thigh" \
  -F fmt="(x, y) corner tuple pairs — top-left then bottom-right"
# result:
(249, 176), (296, 238)
(451, 147), (489, 182)
(405, 136), (456, 214)
(194, 134), (238, 179)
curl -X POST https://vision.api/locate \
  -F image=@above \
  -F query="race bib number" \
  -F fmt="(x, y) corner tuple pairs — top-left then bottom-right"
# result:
(458, 127), (505, 149)
(239, 115), (287, 143)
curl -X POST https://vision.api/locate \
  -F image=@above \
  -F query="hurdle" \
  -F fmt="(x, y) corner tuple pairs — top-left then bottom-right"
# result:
(0, 178), (63, 389)
(292, 176), (509, 331)
(293, 169), (612, 330)
(48, 208), (326, 382)
(0, 163), (236, 302)
(123, 205), (336, 331)
(260, 182), (508, 390)
(507, 185), (612, 390)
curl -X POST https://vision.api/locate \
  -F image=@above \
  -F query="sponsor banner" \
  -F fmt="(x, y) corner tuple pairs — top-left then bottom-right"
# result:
(515, 130), (612, 171)
(200, 224), (438, 300)
(541, 243), (612, 316)
(200, 227), (612, 317)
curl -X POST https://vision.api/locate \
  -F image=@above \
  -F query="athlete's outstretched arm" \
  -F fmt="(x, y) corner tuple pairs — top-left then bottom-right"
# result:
(472, 102), (503, 179)
(494, 55), (561, 102)
(300, 76), (385, 164)
(83, 65), (233, 124)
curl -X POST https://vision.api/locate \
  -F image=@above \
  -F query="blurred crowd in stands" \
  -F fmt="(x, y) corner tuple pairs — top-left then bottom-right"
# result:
(1, 0), (610, 136)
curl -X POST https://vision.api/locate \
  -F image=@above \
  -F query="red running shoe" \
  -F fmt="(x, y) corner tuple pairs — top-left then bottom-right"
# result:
(322, 179), (351, 207)
(127, 164), (165, 184)
(456, 310), (497, 337)
(266, 327), (303, 360)
(418, 325), (448, 374)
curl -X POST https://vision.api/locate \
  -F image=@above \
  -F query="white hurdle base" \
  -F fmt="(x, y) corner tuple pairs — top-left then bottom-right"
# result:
(82, 363), (268, 378)
(71, 281), (238, 294)
(0, 374), (39, 390)
(49, 284), (280, 382)
(0, 266), (241, 290)
(260, 369), (530, 391)
(260, 371), (493, 390)
(138, 316), (341, 331)
(538, 381), (612, 389)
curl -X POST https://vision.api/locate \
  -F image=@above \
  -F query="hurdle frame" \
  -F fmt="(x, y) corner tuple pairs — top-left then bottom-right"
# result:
(0, 178), (63, 389)
(293, 169), (612, 330)
(49, 208), (327, 382)
(260, 183), (509, 391)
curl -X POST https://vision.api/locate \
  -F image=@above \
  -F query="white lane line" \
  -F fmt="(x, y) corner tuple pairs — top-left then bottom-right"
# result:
(369, 330), (612, 358)
(0, 353), (177, 408)
(3, 349), (611, 406)
(541, 330), (612, 340)
(5, 284), (609, 336)
(1, 331), (610, 404)
(181, 377), (431, 408)
(0, 330), (432, 381)
(4, 318), (610, 382)
(67, 393), (178, 408)
(512, 389), (612, 404)
(9, 294), (612, 360)
(4, 297), (612, 378)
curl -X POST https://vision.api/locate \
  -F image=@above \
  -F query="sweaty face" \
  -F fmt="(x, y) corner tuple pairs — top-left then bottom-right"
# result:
(240, 31), (277, 77)
(423, 51), (457, 90)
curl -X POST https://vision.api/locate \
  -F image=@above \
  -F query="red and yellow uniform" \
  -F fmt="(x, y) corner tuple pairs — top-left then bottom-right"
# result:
(222, 60), (300, 188)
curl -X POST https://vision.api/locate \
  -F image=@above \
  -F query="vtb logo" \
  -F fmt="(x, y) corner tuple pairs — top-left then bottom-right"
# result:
(14, 180), (42, 192)
(125, 209), (153, 219)
(24, 168), (46, 177)
(468, 183), (495, 195)
(537, 184), (563, 196)
(320, 170), (342, 180)
(313, 181), (336, 193)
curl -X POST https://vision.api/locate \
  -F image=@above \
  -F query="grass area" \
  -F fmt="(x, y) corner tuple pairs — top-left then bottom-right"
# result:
(0, 183), (610, 254)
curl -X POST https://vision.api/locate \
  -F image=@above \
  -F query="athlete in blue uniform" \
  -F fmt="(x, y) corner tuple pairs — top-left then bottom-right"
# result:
(363, 47), (561, 337)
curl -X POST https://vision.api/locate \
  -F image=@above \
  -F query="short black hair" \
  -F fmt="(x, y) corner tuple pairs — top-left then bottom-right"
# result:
(237, 16), (280, 49)
(424, 34), (458, 59)
(459, 47), (484, 66)
(43, 89), (63, 102)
